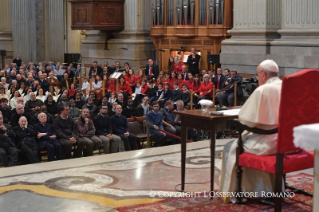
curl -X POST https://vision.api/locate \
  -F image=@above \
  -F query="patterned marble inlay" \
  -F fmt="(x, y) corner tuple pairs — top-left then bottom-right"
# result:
(0, 147), (222, 198)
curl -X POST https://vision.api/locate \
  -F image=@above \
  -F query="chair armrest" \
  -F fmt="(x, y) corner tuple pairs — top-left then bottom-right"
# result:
(227, 119), (278, 135)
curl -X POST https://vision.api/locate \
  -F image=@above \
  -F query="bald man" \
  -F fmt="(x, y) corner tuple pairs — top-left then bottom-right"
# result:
(13, 116), (40, 164)
(10, 104), (33, 127)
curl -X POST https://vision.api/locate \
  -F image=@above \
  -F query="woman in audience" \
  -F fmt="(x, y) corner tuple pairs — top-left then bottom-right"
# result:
(122, 70), (129, 82)
(157, 71), (165, 85)
(68, 83), (76, 99)
(0, 87), (9, 101)
(92, 75), (102, 91)
(36, 88), (46, 102)
(6, 84), (16, 98)
(105, 76), (115, 97)
(1, 77), (9, 91)
(192, 74), (202, 96)
(83, 88), (90, 100)
(81, 77), (89, 91)
(98, 96), (112, 109)
(18, 82), (25, 96)
(167, 56), (175, 73)
(46, 86), (58, 102)
(89, 90), (100, 107)
(118, 75), (132, 101)
(44, 95), (58, 117)
(170, 71), (178, 89)
(177, 73), (186, 90)
(137, 69), (144, 82)
(163, 72), (171, 87)
(186, 72), (194, 91)
(108, 92), (117, 104)
(23, 88), (33, 103)
(10, 90), (21, 109)
(127, 69), (138, 93)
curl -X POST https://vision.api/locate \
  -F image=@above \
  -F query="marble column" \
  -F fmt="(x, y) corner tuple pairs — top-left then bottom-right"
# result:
(271, 0), (319, 75)
(0, 0), (13, 68)
(81, 0), (155, 71)
(221, 0), (319, 75)
(220, 0), (281, 74)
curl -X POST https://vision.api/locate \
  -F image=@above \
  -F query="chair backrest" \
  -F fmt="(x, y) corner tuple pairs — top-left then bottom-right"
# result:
(128, 121), (144, 135)
(127, 117), (135, 122)
(277, 69), (319, 153)
(134, 116), (146, 124)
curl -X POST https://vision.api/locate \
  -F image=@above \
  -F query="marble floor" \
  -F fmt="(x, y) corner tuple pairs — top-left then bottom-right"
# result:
(0, 140), (313, 212)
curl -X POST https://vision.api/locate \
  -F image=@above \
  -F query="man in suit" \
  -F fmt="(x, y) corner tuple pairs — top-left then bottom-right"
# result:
(89, 61), (103, 79)
(181, 65), (189, 80)
(34, 112), (63, 161)
(111, 61), (121, 74)
(13, 54), (22, 67)
(60, 72), (73, 89)
(213, 68), (226, 90)
(187, 48), (201, 76)
(145, 59), (159, 80)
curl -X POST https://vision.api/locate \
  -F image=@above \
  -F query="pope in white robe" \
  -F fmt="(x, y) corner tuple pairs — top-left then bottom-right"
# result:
(219, 60), (282, 203)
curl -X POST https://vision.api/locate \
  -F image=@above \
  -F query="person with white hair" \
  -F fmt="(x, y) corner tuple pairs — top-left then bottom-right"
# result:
(25, 92), (44, 115)
(219, 59), (282, 203)
(1, 77), (8, 91)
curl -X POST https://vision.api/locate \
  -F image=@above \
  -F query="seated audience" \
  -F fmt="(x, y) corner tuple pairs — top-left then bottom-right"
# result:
(82, 97), (97, 118)
(136, 96), (152, 117)
(53, 105), (84, 159)
(93, 105), (121, 154)
(25, 92), (44, 114)
(10, 104), (33, 127)
(162, 100), (180, 145)
(69, 100), (81, 121)
(76, 108), (102, 156)
(111, 105), (137, 151)
(170, 82), (182, 103)
(146, 101), (167, 147)
(122, 99), (137, 118)
(0, 98), (12, 123)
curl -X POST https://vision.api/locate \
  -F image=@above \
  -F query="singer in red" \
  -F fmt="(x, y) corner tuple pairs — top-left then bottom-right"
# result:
(174, 56), (185, 74)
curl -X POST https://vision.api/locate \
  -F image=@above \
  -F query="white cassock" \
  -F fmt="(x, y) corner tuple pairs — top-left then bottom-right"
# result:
(219, 77), (282, 200)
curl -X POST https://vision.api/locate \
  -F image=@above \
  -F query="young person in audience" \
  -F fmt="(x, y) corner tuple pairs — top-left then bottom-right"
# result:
(148, 80), (158, 104)
(57, 94), (69, 109)
(157, 71), (165, 85)
(81, 77), (89, 91)
(136, 96), (152, 117)
(163, 73), (171, 87)
(170, 82), (182, 103)
(111, 104), (137, 151)
(162, 100), (180, 145)
(88, 90), (100, 106)
(186, 73), (194, 91)
(76, 108), (102, 157)
(14, 116), (40, 164)
(92, 74), (102, 91)
(167, 56), (175, 72)
(34, 112), (63, 161)
(170, 71), (178, 89)
(69, 100), (81, 121)
(127, 69), (138, 93)
(108, 92), (117, 104)
(156, 83), (164, 101)
(93, 105), (121, 154)
(0, 114), (18, 167)
(181, 84), (191, 106)
(137, 70), (144, 83)
(68, 83), (76, 99)
(146, 101), (167, 147)
(118, 75), (132, 101)
(177, 73), (186, 90)
(53, 104), (84, 159)
(158, 82), (171, 108)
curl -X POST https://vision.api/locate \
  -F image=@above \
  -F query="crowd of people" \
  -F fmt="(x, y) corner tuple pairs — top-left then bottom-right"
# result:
(0, 50), (243, 167)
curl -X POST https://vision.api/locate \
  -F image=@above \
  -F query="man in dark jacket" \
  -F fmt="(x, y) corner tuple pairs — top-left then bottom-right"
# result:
(0, 115), (18, 167)
(136, 96), (152, 117)
(0, 98), (12, 123)
(187, 48), (201, 76)
(53, 105), (84, 159)
(111, 105), (137, 151)
(10, 104), (33, 128)
(122, 99), (137, 118)
(13, 116), (40, 164)
(93, 105), (121, 154)
(170, 82), (182, 102)
(145, 59), (159, 80)
(34, 112), (63, 161)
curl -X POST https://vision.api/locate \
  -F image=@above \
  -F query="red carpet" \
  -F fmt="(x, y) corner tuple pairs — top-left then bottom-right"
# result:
(116, 173), (313, 211)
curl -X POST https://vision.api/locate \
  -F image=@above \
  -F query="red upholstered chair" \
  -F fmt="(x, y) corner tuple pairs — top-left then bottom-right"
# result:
(228, 69), (319, 212)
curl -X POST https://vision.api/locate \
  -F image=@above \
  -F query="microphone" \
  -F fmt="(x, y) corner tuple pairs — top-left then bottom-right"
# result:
(158, 49), (165, 52)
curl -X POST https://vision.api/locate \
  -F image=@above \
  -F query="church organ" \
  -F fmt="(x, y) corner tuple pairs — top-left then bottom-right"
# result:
(151, 0), (233, 71)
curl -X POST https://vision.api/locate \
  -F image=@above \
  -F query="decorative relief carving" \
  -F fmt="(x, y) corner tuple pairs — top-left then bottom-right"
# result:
(204, 40), (214, 45)
(105, 8), (115, 23)
(161, 39), (169, 44)
(171, 40), (202, 45)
